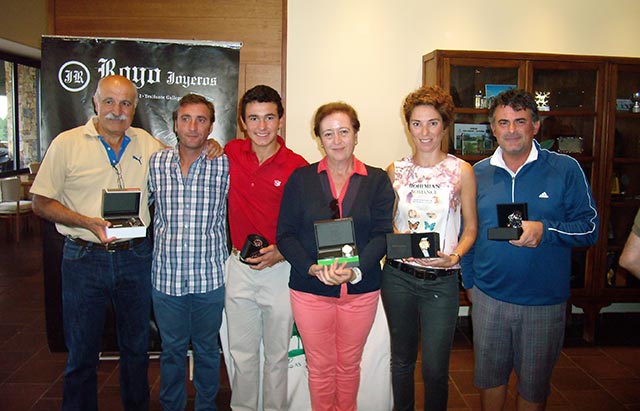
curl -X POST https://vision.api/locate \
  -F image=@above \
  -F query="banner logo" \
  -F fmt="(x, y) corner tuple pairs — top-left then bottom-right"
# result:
(58, 61), (91, 92)
(42, 36), (240, 148)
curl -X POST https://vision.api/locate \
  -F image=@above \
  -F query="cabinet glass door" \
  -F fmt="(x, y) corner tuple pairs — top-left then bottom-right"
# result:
(447, 59), (523, 158)
(531, 62), (603, 290)
(450, 63), (520, 109)
(606, 64), (640, 289)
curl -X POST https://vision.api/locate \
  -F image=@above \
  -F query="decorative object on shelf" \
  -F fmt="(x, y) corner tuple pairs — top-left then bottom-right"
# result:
(534, 91), (551, 111)
(539, 139), (555, 150)
(611, 174), (621, 195)
(631, 91), (640, 113)
(449, 86), (462, 107)
(616, 98), (633, 111)
(619, 174), (630, 197)
(605, 251), (628, 287)
(462, 138), (481, 155)
(557, 136), (584, 153)
(554, 88), (586, 108)
(606, 251), (618, 286)
(454, 123), (492, 153)
(485, 84), (516, 102)
(474, 90), (485, 109)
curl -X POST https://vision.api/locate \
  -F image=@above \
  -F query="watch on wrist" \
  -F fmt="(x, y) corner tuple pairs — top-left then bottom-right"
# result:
(350, 267), (362, 284)
(450, 253), (461, 261)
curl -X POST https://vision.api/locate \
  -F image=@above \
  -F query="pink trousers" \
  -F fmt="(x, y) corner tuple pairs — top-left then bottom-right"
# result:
(290, 286), (380, 411)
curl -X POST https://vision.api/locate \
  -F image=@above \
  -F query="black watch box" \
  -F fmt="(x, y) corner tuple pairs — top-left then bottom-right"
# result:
(487, 203), (528, 241)
(239, 234), (269, 265)
(386, 232), (440, 259)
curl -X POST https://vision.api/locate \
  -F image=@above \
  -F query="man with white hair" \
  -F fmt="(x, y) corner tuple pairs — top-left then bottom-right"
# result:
(32, 74), (163, 411)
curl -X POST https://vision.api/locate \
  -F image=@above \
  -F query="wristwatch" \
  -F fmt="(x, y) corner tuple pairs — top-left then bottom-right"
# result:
(350, 267), (362, 284)
(450, 253), (461, 262)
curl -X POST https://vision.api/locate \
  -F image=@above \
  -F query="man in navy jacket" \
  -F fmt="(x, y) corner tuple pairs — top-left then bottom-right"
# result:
(461, 89), (599, 411)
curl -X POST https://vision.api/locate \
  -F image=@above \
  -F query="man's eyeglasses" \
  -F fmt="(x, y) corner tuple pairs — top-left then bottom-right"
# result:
(330, 198), (340, 219)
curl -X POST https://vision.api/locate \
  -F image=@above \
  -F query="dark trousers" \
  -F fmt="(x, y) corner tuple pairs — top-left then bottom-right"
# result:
(61, 238), (152, 411)
(381, 263), (459, 411)
(152, 287), (225, 411)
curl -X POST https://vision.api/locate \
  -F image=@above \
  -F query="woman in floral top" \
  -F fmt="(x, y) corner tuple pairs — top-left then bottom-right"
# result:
(381, 85), (477, 411)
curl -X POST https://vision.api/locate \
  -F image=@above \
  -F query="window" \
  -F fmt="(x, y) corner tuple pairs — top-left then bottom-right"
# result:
(0, 51), (40, 176)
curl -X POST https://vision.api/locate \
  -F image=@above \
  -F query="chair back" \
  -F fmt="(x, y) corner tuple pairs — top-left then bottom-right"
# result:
(0, 177), (22, 202)
(28, 162), (41, 174)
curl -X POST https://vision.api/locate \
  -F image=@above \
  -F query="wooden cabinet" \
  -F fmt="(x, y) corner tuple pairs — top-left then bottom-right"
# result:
(423, 50), (640, 342)
(601, 62), (640, 296)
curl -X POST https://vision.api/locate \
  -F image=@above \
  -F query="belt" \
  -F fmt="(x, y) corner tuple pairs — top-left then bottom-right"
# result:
(67, 236), (146, 252)
(387, 259), (459, 280)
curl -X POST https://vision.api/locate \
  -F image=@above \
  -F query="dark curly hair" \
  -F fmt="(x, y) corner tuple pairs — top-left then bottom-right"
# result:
(487, 88), (539, 123)
(402, 85), (455, 128)
(240, 85), (284, 121)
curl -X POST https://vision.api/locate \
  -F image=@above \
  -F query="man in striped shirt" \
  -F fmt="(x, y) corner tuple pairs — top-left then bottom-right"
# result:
(148, 93), (230, 410)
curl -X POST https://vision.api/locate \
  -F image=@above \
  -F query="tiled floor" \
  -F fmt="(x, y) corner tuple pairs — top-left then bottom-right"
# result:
(1, 226), (639, 410)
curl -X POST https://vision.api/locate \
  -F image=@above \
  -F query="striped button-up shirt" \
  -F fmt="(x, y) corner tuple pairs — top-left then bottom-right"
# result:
(149, 147), (229, 296)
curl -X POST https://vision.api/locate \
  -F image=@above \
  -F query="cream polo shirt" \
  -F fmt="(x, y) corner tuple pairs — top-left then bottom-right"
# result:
(31, 116), (164, 242)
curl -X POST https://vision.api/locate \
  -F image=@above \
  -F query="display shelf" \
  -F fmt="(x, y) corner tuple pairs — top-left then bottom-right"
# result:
(423, 50), (640, 342)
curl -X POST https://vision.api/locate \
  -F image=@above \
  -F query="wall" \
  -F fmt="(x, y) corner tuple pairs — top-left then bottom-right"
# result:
(10, 0), (640, 162)
(1, 0), (283, 100)
(286, 0), (640, 167)
(48, 0), (283, 138)
(0, 0), (46, 50)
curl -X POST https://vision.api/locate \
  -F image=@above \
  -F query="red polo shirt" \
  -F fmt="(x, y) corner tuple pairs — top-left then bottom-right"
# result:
(225, 136), (308, 249)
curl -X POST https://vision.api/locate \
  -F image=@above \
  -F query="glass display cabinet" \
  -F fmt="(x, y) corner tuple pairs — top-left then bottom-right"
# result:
(423, 50), (640, 342)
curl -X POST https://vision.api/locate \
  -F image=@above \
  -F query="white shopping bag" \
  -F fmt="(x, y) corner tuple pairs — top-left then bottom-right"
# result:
(221, 297), (392, 411)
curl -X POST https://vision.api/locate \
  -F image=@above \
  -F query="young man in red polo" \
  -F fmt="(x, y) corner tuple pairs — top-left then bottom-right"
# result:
(224, 85), (307, 410)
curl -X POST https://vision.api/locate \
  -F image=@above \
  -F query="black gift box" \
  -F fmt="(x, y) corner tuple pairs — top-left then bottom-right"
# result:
(314, 217), (359, 267)
(386, 232), (440, 259)
(487, 203), (528, 241)
(239, 234), (269, 265)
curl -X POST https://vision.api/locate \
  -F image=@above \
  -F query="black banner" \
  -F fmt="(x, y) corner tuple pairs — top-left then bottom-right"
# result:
(41, 36), (241, 147)
(39, 36), (241, 352)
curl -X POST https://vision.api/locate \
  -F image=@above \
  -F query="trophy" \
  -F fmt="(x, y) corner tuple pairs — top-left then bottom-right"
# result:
(474, 90), (485, 109)
(488, 203), (528, 241)
(534, 91), (551, 111)
(631, 91), (640, 113)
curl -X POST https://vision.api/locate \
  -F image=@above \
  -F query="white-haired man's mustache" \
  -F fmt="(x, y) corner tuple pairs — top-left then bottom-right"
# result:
(104, 113), (129, 121)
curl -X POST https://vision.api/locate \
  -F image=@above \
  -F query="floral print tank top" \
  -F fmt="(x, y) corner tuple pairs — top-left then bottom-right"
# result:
(391, 154), (462, 267)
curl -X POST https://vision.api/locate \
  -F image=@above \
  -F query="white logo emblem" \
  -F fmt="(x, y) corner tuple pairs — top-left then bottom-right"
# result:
(58, 61), (91, 92)
(274, 180), (282, 187)
(539, 192), (549, 199)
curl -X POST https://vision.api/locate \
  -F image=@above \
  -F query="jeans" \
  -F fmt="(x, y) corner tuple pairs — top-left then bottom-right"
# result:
(380, 263), (459, 411)
(152, 287), (225, 411)
(61, 237), (152, 411)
